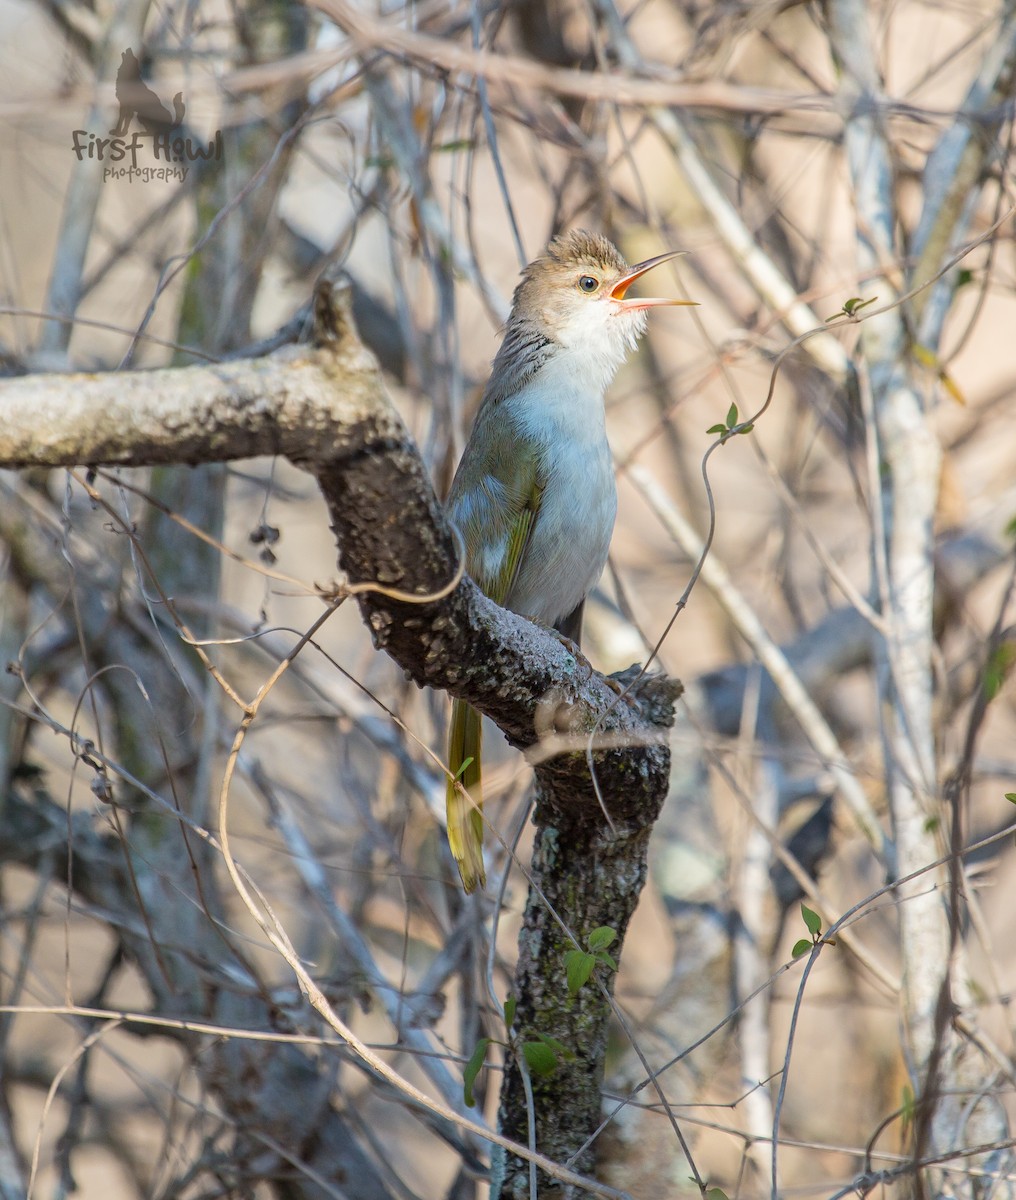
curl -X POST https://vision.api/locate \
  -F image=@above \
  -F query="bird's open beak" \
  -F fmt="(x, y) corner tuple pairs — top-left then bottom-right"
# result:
(611, 249), (698, 311)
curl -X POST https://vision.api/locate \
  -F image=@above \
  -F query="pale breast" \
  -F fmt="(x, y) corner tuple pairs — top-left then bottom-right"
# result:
(505, 360), (618, 626)
(508, 439), (616, 626)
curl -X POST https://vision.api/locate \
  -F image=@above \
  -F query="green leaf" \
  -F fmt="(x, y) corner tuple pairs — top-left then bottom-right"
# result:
(706, 1189), (730, 1200)
(983, 642), (1016, 701)
(587, 927), (617, 953)
(434, 139), (476, 154)
(706, 423), (727, 435)
(1006, 515), (1016, 540)
(801, 903), (822, 937)
(503, 995), (517, 1028)
(463, 1038), (490, 1108)
(826, 294), (878, 321)
(739, 422), (755, 434)
(1005, 793), (1016, 804)
(844, 295), (877, 316)
(725, 402), (739, 428)
(565, 949), (596, 995)
(596, 952), (619, 973)
(791, 939), (812, 959)
(532, 1032), (571, 1058)
(955, 268), (974, 289)
(900, 1083), (916, 1129)
(453, 756), (474, 781)
(522, 1040), (558, 1077)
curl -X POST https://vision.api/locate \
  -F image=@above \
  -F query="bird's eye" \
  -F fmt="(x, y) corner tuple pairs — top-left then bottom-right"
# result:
(577, 275), (599, 293)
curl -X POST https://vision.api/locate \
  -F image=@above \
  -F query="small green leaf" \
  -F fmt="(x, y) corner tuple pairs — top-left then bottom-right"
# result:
(791, 939), (812, 959)
(844, 295), (877, 316)
(565, 949), (596, 995)
(706, 1189), (730, 1200)
(522, 1040), (558, 1077)
(532, 1032), (571, 1058)
(983, 642), (1016, 701)
(706, 423), (727, 435)
(596, 952), (619, 973)
(725, 402), (739, 428)
(503, 995), (517, 1028)
(1005, 793), (1016, 804)
(801, 903), (822, 937)
(453, 757), (474, 781)
(955, 268), (974, 289)
(463, 1038), (490, 1108)
(1005, 515), (1016, 540)
(587, 927), (617, 953)
(739, 422), (754, 434)
(826, 294), (878, 321)
(900, 1083), (916, 1129)
(434, 138), (476, 154)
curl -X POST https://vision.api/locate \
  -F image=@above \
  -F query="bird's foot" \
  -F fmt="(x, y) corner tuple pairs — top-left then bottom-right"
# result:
(604, 674), (642, 709)
(547, 628), (595, 683)
(545, 632), (640, 707)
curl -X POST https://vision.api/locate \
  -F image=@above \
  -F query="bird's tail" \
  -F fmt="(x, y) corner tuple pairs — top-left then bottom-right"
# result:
(446, 698), (485, 892)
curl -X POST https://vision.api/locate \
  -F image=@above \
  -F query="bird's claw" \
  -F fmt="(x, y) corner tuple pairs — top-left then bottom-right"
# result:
(604, 675), (642, 708)
(548, 629), (595, 683)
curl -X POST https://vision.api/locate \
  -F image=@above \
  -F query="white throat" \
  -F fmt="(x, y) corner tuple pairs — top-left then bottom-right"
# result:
(513, 344), (616, 442)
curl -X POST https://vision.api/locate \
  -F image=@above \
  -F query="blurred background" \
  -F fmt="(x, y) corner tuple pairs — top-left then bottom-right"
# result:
(1, 0), (1015, 1196)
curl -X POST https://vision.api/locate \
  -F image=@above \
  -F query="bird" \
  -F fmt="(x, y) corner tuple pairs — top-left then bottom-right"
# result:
(444, 230), (695, 892)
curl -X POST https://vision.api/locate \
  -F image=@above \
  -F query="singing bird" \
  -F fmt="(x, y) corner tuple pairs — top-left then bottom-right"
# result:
(445, 230), (695, 891)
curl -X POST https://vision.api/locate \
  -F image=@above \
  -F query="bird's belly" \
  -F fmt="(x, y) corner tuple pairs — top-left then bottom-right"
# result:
(507, 445), (617, 627)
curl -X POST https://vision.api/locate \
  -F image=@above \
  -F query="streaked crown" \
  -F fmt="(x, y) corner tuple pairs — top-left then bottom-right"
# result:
(511, 231), (629, 329)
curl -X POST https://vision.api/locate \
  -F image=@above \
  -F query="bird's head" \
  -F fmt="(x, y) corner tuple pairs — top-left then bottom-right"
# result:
(510, 229), (695, 362)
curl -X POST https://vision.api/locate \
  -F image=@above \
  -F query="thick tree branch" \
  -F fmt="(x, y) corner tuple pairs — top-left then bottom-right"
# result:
(0, 289), (382, 470)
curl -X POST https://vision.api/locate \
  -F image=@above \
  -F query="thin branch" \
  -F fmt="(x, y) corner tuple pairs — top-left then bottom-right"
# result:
(628, 462), (892, 868)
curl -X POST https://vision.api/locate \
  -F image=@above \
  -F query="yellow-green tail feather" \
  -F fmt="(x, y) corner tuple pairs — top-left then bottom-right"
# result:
(447, 698), (485, 892)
